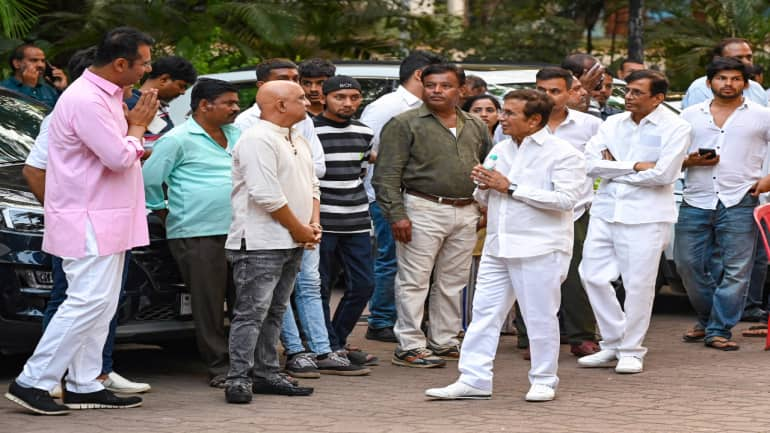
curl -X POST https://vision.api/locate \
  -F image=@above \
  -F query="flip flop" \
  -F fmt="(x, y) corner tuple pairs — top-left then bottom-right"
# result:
(704, 336), (740, 351)
(741, 325), (768, 338)
(682, 327), (706, 342)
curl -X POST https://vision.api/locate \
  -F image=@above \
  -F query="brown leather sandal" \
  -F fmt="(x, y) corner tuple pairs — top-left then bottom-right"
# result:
(741, 325), (768, 338)
(682, 327), (706, 342)
(704, 336), (739, 351)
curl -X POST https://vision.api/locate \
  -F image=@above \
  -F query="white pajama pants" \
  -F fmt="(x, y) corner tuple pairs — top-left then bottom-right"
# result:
(579, 217), (671, 359)
(17, 222), (125, 393)
(458, 251), (569, 391)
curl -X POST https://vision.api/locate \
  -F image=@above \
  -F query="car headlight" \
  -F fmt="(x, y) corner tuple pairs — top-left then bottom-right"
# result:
(1, 207), (45, 232)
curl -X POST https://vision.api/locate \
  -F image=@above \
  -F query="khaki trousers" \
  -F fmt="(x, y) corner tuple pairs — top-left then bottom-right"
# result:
(394, 194), (479, 351)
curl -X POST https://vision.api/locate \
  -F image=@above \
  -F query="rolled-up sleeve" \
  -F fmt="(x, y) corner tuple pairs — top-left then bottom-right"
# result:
(73, 99), (143, 171)
(372, 117), (412, 222)
(238, 132), (288, 212)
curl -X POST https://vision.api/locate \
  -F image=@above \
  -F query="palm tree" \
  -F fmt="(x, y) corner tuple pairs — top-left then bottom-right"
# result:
(0, 0), (42, 39)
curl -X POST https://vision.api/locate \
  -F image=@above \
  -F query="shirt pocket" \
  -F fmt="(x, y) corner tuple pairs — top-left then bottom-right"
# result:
(514, 165), (551, 191)
(636, 134), (662, 161)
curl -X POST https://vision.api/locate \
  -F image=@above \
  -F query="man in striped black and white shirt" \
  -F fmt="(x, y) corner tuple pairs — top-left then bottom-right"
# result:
(313, 76), (375, 354)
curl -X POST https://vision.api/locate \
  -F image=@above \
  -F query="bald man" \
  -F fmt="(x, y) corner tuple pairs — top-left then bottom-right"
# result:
(224, 81), (321, 404)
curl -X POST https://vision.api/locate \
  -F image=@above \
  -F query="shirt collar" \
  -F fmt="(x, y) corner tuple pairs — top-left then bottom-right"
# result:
(416, 104), (470, 119)
(627, 103), (667, 126)
(187, 117), (238, 149)
(699, 97), (750, 113)
(256, 117), (293, 135)
(187, 117), (208, 135)
(83, 69), (122, 97)
(396, 85), (422, 107)
(560, 108), (579, 127)
(524, 127), (550, 147)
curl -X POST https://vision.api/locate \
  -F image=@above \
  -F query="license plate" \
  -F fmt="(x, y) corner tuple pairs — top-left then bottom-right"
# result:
(179, 293), (192, 316)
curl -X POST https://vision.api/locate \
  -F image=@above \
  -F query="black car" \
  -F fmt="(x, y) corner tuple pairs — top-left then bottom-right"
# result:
(0, 88), (194, 355)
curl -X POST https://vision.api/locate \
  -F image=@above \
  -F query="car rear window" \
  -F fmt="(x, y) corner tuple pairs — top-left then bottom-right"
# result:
(0, 93), (47, 164)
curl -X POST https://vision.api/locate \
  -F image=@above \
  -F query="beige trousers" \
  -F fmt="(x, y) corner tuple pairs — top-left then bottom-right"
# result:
(394, 193), (480, 351)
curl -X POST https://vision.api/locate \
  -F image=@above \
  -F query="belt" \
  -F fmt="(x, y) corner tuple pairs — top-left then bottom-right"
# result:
(404, 188), (474, 207)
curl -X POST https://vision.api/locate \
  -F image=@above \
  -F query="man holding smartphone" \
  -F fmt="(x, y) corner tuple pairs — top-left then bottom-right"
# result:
(2, 43), (68, 107)
(674, 57), (770, 351)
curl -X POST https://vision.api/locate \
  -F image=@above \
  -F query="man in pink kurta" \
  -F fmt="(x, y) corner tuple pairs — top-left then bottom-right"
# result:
(6, 27), (160, 416)
(42, 69), (149, 257)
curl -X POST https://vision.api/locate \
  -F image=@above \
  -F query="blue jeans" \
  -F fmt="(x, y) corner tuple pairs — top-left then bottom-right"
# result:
(43, 252), (130, 375)
(367, 202), (397, 329)
(280, 248), (332, 355)
(674, 195), (758, 339)
(319, 232), (375, 351)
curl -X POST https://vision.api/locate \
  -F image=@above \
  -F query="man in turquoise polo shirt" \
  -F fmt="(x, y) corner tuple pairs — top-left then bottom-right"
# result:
(142, 78), (241, 387)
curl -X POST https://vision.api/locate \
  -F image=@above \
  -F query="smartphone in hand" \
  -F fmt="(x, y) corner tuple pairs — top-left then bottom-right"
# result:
(698, 148), (717, 159)
(44, 62), (59, 83)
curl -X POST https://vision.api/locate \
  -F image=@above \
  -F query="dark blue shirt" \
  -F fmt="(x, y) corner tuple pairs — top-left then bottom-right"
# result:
(125, 89), (174, 145)
(0, 76), (60, 107)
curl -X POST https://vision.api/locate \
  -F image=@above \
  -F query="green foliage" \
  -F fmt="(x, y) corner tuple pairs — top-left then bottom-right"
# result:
(646, 0), (770, 90)
(456, 1), (583, 63)
(0, 0), (44, 39)
(173, 28), (260, 75)
(5, 0), (770, 89)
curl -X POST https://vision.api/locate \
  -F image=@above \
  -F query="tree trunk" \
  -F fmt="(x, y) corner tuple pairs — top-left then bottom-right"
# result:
(627, 0), (643, 62)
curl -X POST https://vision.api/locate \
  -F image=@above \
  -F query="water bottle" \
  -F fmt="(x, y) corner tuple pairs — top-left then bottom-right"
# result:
(474, 154), (498, 186)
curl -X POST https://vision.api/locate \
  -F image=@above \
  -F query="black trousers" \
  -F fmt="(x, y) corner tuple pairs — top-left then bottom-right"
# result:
(169, 235), (232, 377)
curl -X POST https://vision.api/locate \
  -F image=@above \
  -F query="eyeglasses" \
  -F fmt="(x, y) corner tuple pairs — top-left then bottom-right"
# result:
(499, 110), (515, 118)
(624, 88), (650, 98)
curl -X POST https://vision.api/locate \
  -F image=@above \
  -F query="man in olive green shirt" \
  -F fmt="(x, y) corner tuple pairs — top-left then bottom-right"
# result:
(142, 78), (241, 387)
(373, 63), (491, 368)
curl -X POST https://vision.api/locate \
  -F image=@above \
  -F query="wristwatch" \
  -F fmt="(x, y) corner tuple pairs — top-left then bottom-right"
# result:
(507, 183), (518, 196)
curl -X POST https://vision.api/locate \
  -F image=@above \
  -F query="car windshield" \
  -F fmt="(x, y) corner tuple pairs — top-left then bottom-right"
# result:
(0, 92), (47, 164)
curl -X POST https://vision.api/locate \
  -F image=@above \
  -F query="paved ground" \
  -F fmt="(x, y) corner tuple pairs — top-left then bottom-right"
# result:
(1, 296), (770, 433)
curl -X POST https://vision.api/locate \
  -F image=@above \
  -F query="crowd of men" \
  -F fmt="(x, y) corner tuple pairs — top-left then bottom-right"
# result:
(3, 27), (770, 414)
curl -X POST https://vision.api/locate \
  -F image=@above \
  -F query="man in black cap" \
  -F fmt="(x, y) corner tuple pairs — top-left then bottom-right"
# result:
(314, 76), (376, 355)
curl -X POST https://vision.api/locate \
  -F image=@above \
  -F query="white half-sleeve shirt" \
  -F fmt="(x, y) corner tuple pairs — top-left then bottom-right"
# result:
(25, 114), (51, 169)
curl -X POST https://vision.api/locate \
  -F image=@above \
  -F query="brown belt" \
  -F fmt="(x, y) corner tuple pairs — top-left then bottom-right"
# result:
(404, 188), (474, 207)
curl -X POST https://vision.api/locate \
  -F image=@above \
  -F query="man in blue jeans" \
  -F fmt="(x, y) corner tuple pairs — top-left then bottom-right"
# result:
(360, 50), (444, 342)
(315, 76), (375, 356)
(675, 57), (770, 350)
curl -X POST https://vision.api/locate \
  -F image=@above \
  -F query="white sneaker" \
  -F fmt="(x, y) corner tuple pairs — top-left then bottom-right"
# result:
(525, 383), (555, 402)
(615, 356), (643, 374)
(577, 349), (617, 368)
(425, 381), (491, 400)
(102, 372), (151, 394)
(49, 384), (62, 399)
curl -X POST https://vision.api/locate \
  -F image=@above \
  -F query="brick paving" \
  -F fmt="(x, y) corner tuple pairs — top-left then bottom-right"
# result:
(2, 310), (770, 432)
